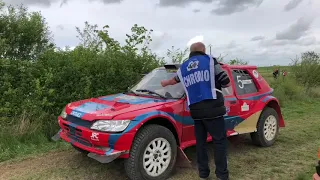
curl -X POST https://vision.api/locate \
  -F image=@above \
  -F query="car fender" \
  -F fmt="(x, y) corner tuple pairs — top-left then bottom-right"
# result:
(260, 95), (285, 127)
(131, 111), (181, 134)
(111, 110), (182, 154)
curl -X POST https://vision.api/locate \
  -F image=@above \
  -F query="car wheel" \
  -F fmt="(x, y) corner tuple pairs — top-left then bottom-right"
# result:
(72, 144), (89, 154)
(124, 124), (177, 180)
(251, 107), (279, 147)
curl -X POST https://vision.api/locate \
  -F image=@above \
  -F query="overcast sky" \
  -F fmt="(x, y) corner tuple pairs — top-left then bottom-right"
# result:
(3, 0), (320, 66)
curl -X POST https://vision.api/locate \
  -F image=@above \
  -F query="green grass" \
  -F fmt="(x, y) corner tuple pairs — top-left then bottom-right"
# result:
(0, 112), (68, 162)
(0, 134), (69, 162)
(0, 99), (319, 180)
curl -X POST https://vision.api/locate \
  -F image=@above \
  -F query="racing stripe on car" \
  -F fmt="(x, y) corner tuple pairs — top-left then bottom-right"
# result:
(224, 116), (244, 130)
(70, 102), (110, 118)
(107, 111), (244, 149)
(239, 89), (274, 100)
(99, 93), (173, 104)
(105, 148), (113, 155)
(107, 111), (178, 149)
(262, 95), (275, 102)
(99, 93), (122, 101)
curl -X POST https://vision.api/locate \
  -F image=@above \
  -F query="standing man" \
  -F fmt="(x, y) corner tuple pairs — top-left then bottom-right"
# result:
(161, 42), (230, 180)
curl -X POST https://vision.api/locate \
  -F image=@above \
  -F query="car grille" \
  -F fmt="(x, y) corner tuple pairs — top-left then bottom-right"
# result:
(68, 133), (92, 147)
(66, 115), (93, 128)
(62, 115), (94, 147)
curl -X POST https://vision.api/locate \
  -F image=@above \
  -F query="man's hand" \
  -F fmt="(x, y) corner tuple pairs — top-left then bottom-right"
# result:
(161, 80), (168, 87)
(161, 78), (178, 87)
(313, 173), (320, 180)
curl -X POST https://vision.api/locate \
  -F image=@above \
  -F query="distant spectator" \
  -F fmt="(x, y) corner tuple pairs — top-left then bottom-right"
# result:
(282, 70), (287, 77)
(273, 69), (279, 79)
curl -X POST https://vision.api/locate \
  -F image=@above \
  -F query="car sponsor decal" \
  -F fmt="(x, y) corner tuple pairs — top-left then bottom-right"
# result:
(241, 102), (249, 112)
(252, 70), (259, 78)
(71, 102), (110, 118)
(90, 132), (100, 141)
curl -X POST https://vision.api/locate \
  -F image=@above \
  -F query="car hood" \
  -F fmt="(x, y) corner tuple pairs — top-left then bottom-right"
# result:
(65, 93), (176, 121)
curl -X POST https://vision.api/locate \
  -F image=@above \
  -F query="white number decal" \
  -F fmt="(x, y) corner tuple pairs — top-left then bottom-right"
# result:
(237, 75), (252, 89)
(237, 75), (244, 89)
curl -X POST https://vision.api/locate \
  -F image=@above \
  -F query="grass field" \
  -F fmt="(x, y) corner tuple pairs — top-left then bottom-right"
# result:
(0, 67), (319, 180)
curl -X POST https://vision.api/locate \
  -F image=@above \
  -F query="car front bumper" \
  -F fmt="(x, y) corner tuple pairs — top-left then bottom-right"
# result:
(52, 117), (135, 163)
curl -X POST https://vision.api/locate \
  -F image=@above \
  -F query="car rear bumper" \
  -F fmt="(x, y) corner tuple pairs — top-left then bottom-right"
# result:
(52, 117), (135, 163)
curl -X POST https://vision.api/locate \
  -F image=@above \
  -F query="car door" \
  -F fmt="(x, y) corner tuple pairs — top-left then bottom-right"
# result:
(220, 68), (242, 136)
(230, 68), (260, 133)
(180, 67), (239, 146)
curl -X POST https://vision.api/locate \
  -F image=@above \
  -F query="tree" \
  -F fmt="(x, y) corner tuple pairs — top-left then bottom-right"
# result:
(75, 21), (103, 51)
(215, 53), (228, 63)
(228, 58), (248, 65)
(0, 2), (54, 60)
(166, 46), (189, 64)
(292, 51), (320, 92)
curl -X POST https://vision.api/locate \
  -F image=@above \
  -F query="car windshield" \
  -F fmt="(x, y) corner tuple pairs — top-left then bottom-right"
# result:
(130, 68), (185, 99)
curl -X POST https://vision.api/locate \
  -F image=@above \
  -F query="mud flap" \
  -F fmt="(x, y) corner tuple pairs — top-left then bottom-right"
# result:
(51, 129), (62, 141)
(87, 152), (121, 164)
(175, 147), (192, 168)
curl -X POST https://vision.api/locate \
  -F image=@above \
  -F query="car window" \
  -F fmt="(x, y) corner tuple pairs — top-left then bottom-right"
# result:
(130, 69), (185, 99)
(231, 69), (258, 95)
(220, 69), (234, 96)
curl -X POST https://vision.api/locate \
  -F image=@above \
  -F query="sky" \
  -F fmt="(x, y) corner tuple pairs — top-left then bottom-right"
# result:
(3, 0), (320, 66)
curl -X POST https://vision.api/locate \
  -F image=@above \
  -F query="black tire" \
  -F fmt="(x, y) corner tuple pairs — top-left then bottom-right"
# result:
(72, 144), (89, 154)
(250, 107), (279, 147)
(124, 124), (177, 180)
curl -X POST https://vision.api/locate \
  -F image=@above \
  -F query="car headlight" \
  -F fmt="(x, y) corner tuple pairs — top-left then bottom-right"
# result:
(91, 120), (131, 132)
(60, 106), (67, 119)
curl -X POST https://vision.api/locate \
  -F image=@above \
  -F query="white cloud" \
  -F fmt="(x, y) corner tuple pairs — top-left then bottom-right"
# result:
(8, 0), (320, 66)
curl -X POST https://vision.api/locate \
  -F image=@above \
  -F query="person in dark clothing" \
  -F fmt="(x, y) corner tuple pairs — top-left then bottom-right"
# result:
(161, 42), (230, 180)
(273, 69), (279, 79)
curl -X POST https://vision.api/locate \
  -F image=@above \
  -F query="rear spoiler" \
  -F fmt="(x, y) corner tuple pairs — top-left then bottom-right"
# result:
(164, 64), (181, 70)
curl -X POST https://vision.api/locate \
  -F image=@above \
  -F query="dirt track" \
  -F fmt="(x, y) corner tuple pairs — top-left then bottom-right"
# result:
(0, 137), (245, 180)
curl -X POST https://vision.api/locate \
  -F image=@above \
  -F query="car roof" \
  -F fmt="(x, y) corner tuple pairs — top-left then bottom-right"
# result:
(162, 63), (257, 70)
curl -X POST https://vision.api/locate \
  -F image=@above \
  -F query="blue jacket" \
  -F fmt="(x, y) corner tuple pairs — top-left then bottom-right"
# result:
(174, 51), (230, 119)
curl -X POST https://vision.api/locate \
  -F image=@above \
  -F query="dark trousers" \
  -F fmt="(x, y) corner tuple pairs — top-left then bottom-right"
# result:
(194, 116), (229, 179)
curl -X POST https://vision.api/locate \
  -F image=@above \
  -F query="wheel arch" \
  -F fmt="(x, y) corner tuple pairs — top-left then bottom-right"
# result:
(264, 98), (285, 127)
(138, 117), (180, 146)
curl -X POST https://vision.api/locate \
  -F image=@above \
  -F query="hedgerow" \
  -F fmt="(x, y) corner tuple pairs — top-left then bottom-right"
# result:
(0, 1), (166, 160)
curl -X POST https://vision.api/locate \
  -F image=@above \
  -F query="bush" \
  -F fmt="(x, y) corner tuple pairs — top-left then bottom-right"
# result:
(269, 78), (304, 106)
(0, 20), (166, 162)
(291, 51), (320, 92)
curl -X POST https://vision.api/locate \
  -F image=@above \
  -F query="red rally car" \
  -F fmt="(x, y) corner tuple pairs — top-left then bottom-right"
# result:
(52, 63), (285, 180)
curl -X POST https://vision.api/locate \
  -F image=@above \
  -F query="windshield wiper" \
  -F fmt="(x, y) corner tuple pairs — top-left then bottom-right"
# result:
(125, 89), (138, 96)
(135, 89), (167, 99)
